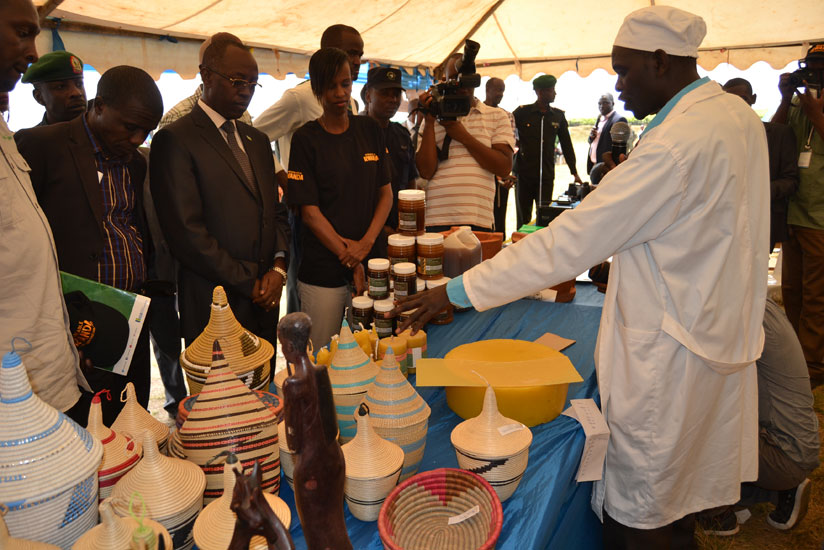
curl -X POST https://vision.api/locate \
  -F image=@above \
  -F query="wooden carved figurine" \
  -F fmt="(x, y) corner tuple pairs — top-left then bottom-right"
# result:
(228, 460), (294, 550)
(278, 313), (352, 550)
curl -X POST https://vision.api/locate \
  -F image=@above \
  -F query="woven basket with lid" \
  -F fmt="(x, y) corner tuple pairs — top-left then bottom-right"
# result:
(363, 349), (430, 481)
(192, 455), (291, 550)
(110, 382), (170, 454)
(72, 498), (172, 550)
(0, 349), (103, 548)
(0, 513), (58, 550)
(180, 286), (273, 394)
(328, 320), (378, 443)
(85, 391), (142, 501)
(169, 341), (280, 503)
(451, 386), (532, 502)
(341, 404), (404, 521)
(175, 389), (282, 429)
(111, 431), (206, 550)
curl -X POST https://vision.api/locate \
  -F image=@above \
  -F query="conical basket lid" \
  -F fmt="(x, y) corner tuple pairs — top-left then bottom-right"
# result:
(86, 391), (142, 477)
(181, 286), (273, 375)
(193, 457), (291, 550)
(451, 386), (532, 458)
(72, 499), (173, 550)
(342, 404), (404, 479)
(0, 350), (103, 505)
(328, 321), (378, 395)
(110, 382), (170, 448)
(180, 342), (277, 437)
(363, 349), (430, 428)
(111, 431), (206, 519)
(0, 514), (59, 550)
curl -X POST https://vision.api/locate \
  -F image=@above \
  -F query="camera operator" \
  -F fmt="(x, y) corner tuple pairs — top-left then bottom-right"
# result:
(771, 42), (824, 387)
(416, 53), (515, 232)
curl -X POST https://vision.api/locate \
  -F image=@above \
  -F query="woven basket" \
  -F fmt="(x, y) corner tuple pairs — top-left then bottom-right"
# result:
(193, 456), (291, 550)
(363, 349), (430, 481)
(72, 498), (173, 550)
(169, 341), (280, 503)
(328, 320), (378, 443)
(85, 391), (143, 501)
(0, 513), (59, 550)
(0, 349), (103, 548)
(176, 389), (283, 429)
(377, 335), (409, 377)
(110, 382), (170, 454)
(378, 468), (503, 550)
(451, 386), (532, 502)
(180, 286), (273, 394)
(277, 421), (295, 491)
(341, 405), (404, 521)
(111, 431), (206, 550)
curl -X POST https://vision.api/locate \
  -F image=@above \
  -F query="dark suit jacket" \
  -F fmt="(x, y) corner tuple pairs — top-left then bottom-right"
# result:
(14, 115), (150, 285)
(149, 103), (289, 344)
(764, 121), (799, 247)
(587, 111), (627, 173)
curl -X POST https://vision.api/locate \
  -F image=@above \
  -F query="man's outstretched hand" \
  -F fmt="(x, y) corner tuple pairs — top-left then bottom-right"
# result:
(394, 285), (450, 335)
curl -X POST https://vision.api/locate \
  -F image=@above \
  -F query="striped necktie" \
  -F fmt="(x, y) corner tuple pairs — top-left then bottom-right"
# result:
(221, 120), (257, 191)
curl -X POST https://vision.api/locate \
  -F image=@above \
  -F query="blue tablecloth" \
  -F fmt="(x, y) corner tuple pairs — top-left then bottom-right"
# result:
(277, 284), (605, 549)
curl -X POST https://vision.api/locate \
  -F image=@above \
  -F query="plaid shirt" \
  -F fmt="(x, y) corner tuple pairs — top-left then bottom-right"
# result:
(82, 116), (146, 291)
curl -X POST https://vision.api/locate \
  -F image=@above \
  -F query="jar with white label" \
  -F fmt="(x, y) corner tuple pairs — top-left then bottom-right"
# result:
(416, 233), (444, 280)
(351, 295), (374, 331)
(367, 258), (390, 300)
(373, 299), (396, 339)
(393, 262), (417, 298)
(426, 276), (453, 325)
(398, 189), (426, 236)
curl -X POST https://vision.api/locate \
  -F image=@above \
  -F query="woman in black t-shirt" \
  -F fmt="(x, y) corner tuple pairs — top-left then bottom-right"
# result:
(287, 47), (392, 350)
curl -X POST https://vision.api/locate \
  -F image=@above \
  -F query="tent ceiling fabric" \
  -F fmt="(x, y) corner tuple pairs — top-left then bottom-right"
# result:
(34, 0), (823, 80)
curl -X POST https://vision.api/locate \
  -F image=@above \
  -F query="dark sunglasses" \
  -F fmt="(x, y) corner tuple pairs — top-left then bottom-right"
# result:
(206, 67), (261, 90)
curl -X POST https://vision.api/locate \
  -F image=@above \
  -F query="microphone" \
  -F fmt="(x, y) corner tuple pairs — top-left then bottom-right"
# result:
(610, 121), (631, 164)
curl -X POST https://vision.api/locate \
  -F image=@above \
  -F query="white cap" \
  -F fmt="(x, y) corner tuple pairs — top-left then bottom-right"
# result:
(398, 189), (425, 201)
(367, 258), (391, 271)
(393, 262), (416, 275)
(388, 233), (416, 247)
(613, 6), (706, 58)
(417, 233), (444, 246)
(352, 296), (373, 309)
(374, 299), (395, 313)
(426, 276), (450, 289)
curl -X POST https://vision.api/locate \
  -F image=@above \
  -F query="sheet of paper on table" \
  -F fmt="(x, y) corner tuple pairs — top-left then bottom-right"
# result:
(562, 398), (610, 482)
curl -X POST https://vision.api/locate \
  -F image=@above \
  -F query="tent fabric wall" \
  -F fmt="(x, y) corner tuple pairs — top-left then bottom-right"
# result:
(34, 0), (823, 79)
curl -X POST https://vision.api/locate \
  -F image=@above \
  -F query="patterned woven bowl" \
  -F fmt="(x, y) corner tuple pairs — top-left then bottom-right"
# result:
(180, 286), (273, 394)
(378, 468), (503, 550)
(0, 349), (103, 548)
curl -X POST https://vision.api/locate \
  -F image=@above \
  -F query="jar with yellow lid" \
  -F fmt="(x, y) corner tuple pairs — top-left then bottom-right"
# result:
(426, 277), (453, 325)
(398, 190), (426, 236)
(416, 233), (444, 280)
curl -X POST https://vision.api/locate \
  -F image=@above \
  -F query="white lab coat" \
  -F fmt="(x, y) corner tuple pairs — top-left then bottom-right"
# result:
(462, 80), (769, 529)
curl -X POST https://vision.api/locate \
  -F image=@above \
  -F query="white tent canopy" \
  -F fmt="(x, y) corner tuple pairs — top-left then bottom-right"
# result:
(34, 0), (824, 81)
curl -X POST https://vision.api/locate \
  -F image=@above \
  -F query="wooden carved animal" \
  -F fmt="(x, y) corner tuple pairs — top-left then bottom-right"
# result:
(227, 461), (294, 550)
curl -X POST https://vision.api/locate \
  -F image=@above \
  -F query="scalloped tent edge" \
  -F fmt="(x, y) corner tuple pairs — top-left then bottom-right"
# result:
(33, 0), (823, 82)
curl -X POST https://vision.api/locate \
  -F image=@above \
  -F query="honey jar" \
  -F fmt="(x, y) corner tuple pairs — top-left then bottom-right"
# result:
(426, 277), (453, 325)
(351, 295), (374, 331)
(367, 258), (390, 300)
(393, 262), (417, 298)
(416, 233), (444, 280)
(398, 189), (426, 236)
(387, 234), (416, 268)
(373, 299), (396, 339)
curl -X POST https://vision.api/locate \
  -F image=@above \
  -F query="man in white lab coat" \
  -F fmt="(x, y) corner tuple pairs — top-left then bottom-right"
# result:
(397, 6), (769, 548)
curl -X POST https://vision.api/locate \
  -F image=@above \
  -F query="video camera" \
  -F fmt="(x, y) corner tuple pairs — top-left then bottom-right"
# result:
(788, 60), (823, 89)
(422, 40), (482, 120)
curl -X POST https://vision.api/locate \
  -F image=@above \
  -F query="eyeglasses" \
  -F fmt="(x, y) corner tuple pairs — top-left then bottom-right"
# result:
(206, 67), (261, 90)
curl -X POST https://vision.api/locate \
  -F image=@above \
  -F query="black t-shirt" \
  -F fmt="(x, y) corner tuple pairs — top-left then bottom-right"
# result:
(288, 114), (391, 287)
(384, 121), (418, 230)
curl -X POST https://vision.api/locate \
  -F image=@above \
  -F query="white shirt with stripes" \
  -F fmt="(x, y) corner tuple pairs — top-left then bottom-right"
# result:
(425, 100), (516, 229)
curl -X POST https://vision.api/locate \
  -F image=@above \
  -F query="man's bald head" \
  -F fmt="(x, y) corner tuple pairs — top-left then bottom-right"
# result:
(485, 77), (505, 107)
(0, 0), (40, 92)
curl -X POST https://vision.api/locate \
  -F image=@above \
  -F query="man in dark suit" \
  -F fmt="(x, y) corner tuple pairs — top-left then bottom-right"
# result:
(587, 93), (628, 174)
(150, 33), (289, 349)
(15, 65), (164, 424)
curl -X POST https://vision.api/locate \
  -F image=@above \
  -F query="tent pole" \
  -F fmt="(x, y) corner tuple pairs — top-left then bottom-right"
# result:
(38, 0), (65, 23)
(441, 0), (506, 66)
